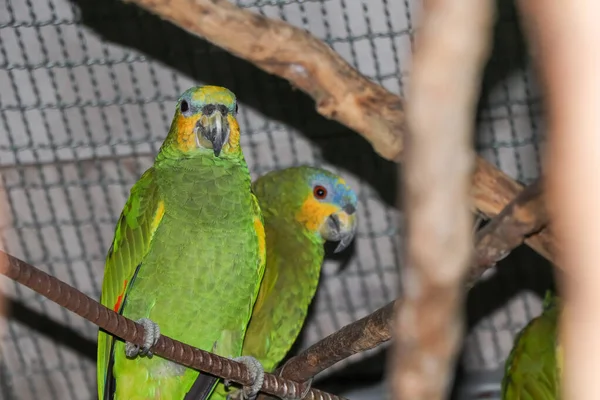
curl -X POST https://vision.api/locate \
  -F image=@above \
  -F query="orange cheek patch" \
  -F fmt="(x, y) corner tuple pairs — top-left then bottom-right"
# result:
(175, 116), (198, 152)
(296, 195), (339, 232)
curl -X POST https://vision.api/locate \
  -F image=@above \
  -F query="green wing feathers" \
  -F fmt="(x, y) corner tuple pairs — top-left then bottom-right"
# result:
(502, 292), (561, 400)
(97, 168), (164, 400)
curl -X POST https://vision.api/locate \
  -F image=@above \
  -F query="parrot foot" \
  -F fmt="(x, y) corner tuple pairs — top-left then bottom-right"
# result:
(225, 356), (265, 400)
(125, 318), (161, 359)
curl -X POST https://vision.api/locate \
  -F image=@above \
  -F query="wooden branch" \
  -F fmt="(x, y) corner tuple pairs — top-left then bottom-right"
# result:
(472, 158), (557, 263)
(390, 0), (494, 397)
(467, 179), (549, 285)
(278, 301), (396, 383)
(125, 0), (558, 270)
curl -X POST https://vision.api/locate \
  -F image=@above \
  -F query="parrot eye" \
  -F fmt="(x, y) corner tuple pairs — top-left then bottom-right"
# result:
(235, 103), (239, 114)
(180, 99), (190, 114)
(313, 185), (327, 199)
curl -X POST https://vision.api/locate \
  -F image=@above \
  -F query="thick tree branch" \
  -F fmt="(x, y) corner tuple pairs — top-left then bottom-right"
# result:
(278, 301), (396, 383)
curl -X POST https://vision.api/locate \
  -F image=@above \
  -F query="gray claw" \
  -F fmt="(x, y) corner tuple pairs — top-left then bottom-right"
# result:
(125, 318), (161, 358)
(232, 356), (265, 400)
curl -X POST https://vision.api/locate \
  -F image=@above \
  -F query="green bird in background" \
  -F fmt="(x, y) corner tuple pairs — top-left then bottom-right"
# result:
(217, 166), (358, 400)
(502, 291), (563, 400)
(97, 85), (267, 400)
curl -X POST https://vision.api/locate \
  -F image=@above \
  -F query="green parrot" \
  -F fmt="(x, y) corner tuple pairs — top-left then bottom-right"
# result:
(501, 291), (562, 400)
(97, 85), (267, 400)
(215, 166), (358, 400)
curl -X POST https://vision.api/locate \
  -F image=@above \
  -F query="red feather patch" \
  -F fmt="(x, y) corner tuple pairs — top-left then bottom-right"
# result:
(113, 279), (128, 312)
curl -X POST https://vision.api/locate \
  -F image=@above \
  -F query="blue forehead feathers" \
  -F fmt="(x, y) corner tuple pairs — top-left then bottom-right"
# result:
(310, 172), (357, 206)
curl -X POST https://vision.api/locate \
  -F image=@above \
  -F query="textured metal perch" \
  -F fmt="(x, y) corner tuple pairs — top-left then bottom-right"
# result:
(0, 250), (344, 400)
(124, 0), (558, 271)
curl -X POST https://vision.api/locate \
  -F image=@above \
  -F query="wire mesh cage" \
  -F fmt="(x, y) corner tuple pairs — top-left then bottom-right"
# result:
(0, 0), (553, 399)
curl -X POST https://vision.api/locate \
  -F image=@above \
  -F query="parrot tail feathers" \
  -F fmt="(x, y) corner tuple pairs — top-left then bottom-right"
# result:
(184, 374), (219, 400)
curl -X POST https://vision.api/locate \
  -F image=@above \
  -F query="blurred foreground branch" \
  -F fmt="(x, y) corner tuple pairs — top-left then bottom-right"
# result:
(517, 0), (600, 398)
(0, 250), (344, 400)
(124, 0), (557, 270)
(390, 0), (494, 397)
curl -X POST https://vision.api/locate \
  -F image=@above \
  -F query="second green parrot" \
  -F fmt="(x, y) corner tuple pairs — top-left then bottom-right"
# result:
(501, 291), (562, 400)
(215, 166), (358, 400)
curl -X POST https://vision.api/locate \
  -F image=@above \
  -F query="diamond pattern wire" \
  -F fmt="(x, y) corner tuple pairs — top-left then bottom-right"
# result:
(0, 0), (550, 398)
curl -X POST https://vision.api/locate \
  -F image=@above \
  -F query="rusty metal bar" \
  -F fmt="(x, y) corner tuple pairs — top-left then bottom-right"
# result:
(0, 250), (345, 400)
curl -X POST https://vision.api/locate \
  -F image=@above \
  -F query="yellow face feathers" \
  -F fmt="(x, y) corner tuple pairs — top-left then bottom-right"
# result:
(252, 166), (359, 252)
(225, 114), (241, 156)
(296, 195), (340, 232)
(174, 114), (199, 153)
(165, 85), (241, 157)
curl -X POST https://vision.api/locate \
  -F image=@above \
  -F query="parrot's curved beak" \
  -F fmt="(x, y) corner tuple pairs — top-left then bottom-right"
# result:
(195, 104), (231, 157)
(321, 203), (358, 253)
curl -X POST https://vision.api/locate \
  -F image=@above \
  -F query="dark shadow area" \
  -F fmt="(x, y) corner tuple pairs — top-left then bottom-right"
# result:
(0, 357), (16, 399)
(6, 298), (97, 361)
(450, 244), (555, 398)
(472, 0), (545, 163)
(68, 0), (398, 208)
(323, 236), (356, 272)
(465, 244), (556, 333)
(476, 0), (533, 118)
